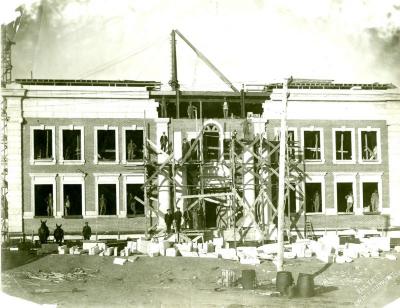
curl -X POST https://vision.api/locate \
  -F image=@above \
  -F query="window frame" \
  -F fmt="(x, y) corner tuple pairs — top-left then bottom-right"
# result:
(332, 127), (356, 164)
(122, 126), (144, 165)
(30, 125), (56, 165)
(333, 173), (357, 215)
(59, 125), (85, 165)
(302, 172), (326, 215)
(122, 174), (145, 218)
(94, 126), (119, 165)
(301, 127), (325, 164)
(28, 173), (57, 218)
(358, 127), (382, 164)
(274, 127), (298, 161)
(94, 173), (120, 217)
(59, 173), (86, 217)
(359, 172), (383, 214)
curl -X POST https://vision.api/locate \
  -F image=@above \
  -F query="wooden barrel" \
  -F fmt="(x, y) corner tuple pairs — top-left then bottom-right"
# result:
(241, 269), (256, 290)
(276, 271), (293, 294)
(221, 269), (236, 287)
(297, 273), (315, 297)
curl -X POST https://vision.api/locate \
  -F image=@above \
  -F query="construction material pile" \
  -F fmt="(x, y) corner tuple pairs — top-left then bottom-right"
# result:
(15, 267), (97, 283)
(57, 234), (399, 266)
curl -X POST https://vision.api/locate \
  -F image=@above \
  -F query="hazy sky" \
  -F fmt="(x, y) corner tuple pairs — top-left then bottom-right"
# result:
(2, 0), (400, 90)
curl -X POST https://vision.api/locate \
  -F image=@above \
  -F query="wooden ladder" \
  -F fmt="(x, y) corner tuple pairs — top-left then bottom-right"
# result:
(305, 220), (316, 240)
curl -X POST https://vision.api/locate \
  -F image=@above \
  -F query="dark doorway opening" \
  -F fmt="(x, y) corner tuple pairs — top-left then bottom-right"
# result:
(98, 184), (117, 215)
(305, 183), (322, 213)
(63, 184), (82, 216)
(363, 182), (379, 212)
(126, 184), (144, 216)
(337, 182), (353, 213)
(34, 184), (53, 217)
(205, 201), (217, 228)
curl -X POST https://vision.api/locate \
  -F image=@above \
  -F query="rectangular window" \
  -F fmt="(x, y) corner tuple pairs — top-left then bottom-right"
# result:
(31, 126), (56, 164)
(125, 130), (143, 162)
(60, 126), (84, 163)
(362, 182), (380, 213)
(336, 182), (354, 213)
(34, 130), (53, 159)
(360, 130), (379, 161)
(275, 129), (296, 160)
(334, 131), (353, 161)
(303, 130), (322, 161)
(34, 184), (54, 217)
(63, 184), (82, 216)
(95, 127), (118, 163)
(126, 184), (144, 216)
(98, 184), (117, 215)
(305, 182), (322, 213)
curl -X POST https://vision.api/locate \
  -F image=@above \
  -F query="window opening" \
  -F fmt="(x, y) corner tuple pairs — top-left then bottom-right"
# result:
(335, 131), (352, 160)
(34, 184), (53, 216)
(305, 182), (322, 213)
(127, 184), (144, 216)
(63, 130), (81, 160)
(63, 184), (82, 216)
(126, 130), (143, 161)
(34, 129), (53, 160)
(98, 184), (117, 215)
(203, 124), (220, 161)
(97, 130), (116, 161)
(304, 131), (321, 160)
(362, 182), (379, 212)
(361, 131), (378, 161)
(336, 182), (353, 213)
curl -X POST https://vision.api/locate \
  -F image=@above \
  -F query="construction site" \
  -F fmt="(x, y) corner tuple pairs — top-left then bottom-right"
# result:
(2, 4), (400, 307)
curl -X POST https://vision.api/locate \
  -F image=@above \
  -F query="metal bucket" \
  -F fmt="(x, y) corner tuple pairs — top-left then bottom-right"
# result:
(221, 269), (236, 287)
(276, 271), (293, 294)
(241, 269), (256, 290)
(297, 273), (315, 297)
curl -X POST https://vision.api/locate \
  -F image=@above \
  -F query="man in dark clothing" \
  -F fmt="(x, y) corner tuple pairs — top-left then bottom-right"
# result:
(82, 222), (92, 240)
(160, 132), (168, 153)
(164, 209), (173, 233)
(182, 138), (190, 159)
(174, 207), (182, 233)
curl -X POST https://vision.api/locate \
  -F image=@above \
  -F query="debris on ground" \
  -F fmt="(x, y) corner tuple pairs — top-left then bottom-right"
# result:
(13, 267), (97, 283)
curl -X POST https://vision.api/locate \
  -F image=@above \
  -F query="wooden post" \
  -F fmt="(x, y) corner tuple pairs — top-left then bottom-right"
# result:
(143, 111), (149, 238)
(276, 77), (291, 272)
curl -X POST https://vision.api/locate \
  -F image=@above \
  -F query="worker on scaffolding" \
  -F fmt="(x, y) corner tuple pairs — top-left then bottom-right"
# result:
(160, 132), (168, 153)
(182, 138), (190, 160)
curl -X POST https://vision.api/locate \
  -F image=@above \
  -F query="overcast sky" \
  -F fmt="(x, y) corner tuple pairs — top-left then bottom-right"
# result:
(2, 0), (400, 90)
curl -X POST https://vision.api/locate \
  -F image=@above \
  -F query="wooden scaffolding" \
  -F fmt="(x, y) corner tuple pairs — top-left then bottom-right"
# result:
(138, 118), (307, 242)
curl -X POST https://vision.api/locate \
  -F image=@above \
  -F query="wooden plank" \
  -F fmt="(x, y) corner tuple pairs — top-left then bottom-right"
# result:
(135, 196), (164, 219)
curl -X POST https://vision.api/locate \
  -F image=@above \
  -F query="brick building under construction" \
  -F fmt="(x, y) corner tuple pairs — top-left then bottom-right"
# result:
(2, 77), (400, 242)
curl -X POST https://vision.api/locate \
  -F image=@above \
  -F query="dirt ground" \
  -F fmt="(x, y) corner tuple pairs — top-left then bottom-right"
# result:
(1, 249), (400, 308)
